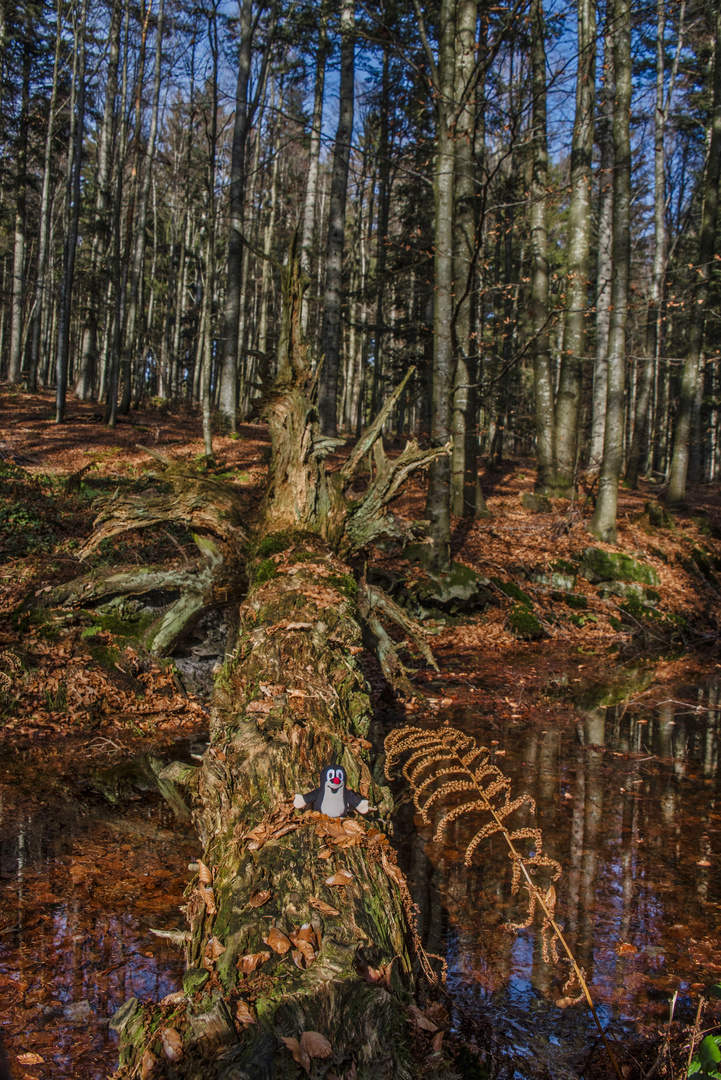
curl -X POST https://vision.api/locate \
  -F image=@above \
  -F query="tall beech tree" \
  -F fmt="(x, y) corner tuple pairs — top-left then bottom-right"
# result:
(589, 0), (631, 542)
(318, 0), (355, 436)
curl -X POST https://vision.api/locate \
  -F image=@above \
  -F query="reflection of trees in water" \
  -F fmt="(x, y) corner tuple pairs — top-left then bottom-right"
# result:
(404, 674), (721, 1022)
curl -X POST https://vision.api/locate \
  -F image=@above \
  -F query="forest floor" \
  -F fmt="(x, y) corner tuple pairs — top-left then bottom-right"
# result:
(1, 388), (721, 1079)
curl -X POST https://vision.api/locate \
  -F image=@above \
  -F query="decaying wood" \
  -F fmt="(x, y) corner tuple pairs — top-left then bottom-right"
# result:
(73, 242), (459, 1078)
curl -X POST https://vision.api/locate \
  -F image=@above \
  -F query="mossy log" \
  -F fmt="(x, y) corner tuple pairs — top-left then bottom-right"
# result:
(98, 241), (456, 1079)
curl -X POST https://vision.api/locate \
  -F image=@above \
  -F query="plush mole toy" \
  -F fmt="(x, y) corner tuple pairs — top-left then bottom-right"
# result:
(293, 764), (370, 818)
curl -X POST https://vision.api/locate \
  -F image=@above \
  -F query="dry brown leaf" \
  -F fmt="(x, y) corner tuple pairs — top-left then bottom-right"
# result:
(431, 1031), (444, 1052)
(280, 1036), (311, 1072)
(237, 951), (271, 974)
(161, 1028), (184, 1062)
(199, 883), (217, 915)
(160, 991), (186, 1006)
(205, 937), (226, 961)
(264, 927), (292, 954)
(300, 1031), (333, 1058)
(317, 847), (334, 860)
(324, 869), (353, 887)
(408, 1005), (438, 1032)
(555, 996), (574, 1009)
(380, 852), (405, 888)
(140, 1048), (158, 1079)
(308, 897), (340, 917)
(292, 949), (307, 969)
(197, 859), (212, 885)
(615, 942), (637, 956)
(17, 1053), (45, 1066)
(250, 889), (271, 908)
(236, 1000), (256, 1025)
(290, 937), (316, 965)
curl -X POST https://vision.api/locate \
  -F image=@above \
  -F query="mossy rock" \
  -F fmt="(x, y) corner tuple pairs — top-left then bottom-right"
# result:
(632, 501), (675, 533)
(507, 604), (544, 640)
(492, 577), (533, 607)
(521, 492), (552, 514)
(409, 561), (493, 616)
(532, 570), (576, 591)
(578, 547), (660, 586)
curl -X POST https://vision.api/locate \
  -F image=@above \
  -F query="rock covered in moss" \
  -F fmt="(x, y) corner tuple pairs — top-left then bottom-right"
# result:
(507, 605), (544, 640)
(578, 547), (660, 586)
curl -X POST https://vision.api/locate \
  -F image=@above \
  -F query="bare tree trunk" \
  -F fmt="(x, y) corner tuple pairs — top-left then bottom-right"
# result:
(588, 16), (614, 474)
(75, 0), (122, 401)
(55, 0), (88, 423)
(318, 0), (355, 436)
(370, 46), (390, 419)
(530, 0), (554, 493)
(300, 6), (328, 336)
(118, 0), (165, 416)
(553, 0), (596, 494)
(451, 0), (481, 516)
(589, 0), (631, 542)
(422, 0), (456, 569)
(6, 30), (29, 386)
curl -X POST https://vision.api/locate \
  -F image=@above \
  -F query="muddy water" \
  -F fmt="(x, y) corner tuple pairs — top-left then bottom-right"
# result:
(401, 663), (721, 1076)
(0, 740), (199, 1079)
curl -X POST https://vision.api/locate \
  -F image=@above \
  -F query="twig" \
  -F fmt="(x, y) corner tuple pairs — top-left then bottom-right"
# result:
(687, 997), (705, 1076)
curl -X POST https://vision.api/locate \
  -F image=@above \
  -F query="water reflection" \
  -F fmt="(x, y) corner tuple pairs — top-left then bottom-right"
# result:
(401, 667), (721, 1075)
(0, 742), (197, 1079)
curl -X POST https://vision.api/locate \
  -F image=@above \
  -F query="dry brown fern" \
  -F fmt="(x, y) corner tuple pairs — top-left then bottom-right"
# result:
(385, 724), (622, 1080)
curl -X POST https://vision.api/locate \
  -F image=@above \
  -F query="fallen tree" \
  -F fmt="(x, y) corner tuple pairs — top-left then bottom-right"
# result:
(84, 245), (459, 1079)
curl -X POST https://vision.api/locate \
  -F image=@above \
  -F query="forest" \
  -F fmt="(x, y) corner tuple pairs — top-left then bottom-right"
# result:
(2, 0), (721, 1077)
(0, 0), (719, 544)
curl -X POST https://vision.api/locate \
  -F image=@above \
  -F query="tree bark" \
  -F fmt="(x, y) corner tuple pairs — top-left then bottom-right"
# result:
(423, 0), (456, 570)
(588, 15), (614, 474)
(530, 0), (555, 493)
(6, 27), (29, 386)
(300, 6), (328, 337)
(318, 0), (355, 437)
(666, 0), (721, 506)
(118, 0), (165, 416)
(55, 0), (88, 423)
(589, 0), (631, 542)
(553, 0), (596, 495)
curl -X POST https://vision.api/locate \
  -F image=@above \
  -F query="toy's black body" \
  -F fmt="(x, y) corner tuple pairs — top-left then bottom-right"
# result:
(294, 764), (369, 818)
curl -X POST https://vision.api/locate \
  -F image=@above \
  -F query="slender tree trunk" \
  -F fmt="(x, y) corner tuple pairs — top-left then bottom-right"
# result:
(588, 17), (614, 474)
(589, 0), (631, 542)
(55, 0), (88, 423)
(666, 0), (719, 506)
(423, 0), (456, 569)
(318, 0), (355, 436)
(119, 0), (165, 415)
(27, 0), (63, 393)
(451, 0), (480, 516)
(530, 0), (554, 492)
(218, 0), (254, 432)
(300, 6), (328, 335)
(75, 0), (122, 401)
(370, 46), (390, 419)
(6, 32), (29, 385)
(257, 86), (283, 369)
(554, 0), (596, 494)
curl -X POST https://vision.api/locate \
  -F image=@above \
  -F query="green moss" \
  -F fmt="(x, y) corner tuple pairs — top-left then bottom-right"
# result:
(328, 572), (358, 601)
(553, 558), (578, 575)
(256, 531), (294, 557)
(578, 546), (660, 586)
(609, 616), (622, 631)
(253, 559), (277, 585)
(568, 613), (586, 628)
(492, 578), (533, 607)
(183, 967), (209, 994)
(508, 605), (544, 639)
(563, 592), (587, 610)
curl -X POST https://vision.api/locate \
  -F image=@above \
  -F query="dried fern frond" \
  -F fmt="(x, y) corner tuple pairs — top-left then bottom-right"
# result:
(0, 651), (21, 693)
(385, 723), (623, 1080)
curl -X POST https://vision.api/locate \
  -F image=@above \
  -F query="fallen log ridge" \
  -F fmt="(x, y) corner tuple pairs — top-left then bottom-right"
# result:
(107, 243), (456, 1079)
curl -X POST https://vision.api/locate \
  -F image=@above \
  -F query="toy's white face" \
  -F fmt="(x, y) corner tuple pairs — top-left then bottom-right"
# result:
(325, 767), (345, 791)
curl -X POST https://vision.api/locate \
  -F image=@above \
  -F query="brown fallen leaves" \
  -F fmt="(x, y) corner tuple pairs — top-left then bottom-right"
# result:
(237, 950), (271, 974)
(262, 923), (322, 969)
(281, 1031), (333, 1072)
(161, 1027), (184, 1062)
(1, 631), (206, 734)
